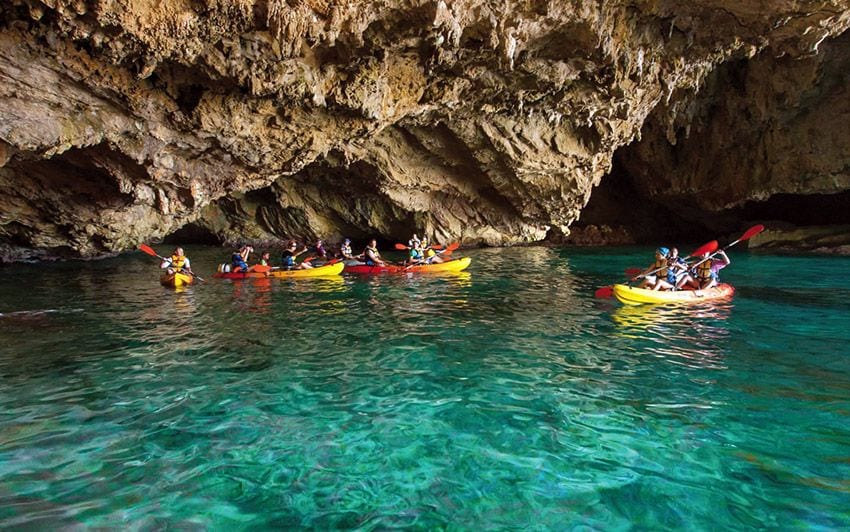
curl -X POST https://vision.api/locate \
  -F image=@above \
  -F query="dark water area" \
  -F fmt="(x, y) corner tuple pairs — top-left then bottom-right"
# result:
(1, 246), (849, 528)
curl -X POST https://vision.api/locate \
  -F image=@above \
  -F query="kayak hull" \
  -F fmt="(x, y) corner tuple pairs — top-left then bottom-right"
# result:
(213, 261), (344, 279)
(160, 272), (193, 288)
(343, 257), (471, 274)
(612, 283), (734, 305)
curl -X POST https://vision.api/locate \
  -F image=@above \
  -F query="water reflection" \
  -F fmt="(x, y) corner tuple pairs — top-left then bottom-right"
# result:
(611, 302), (733, 371)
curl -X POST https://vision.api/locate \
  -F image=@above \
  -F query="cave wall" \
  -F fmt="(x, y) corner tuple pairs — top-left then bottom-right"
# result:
(603, 25), (850, 243)
(1, 1), (849, 260)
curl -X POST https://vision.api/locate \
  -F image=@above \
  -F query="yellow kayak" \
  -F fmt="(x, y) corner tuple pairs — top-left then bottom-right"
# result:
(213, 261), (344, 279)
(160, 272), (194, 288)
(343, 257), (472, 274)
(612, 283), (735, 305)
(269, 261), (344, 278)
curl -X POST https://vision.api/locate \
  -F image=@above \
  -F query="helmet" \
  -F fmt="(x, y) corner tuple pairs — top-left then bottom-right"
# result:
(657, 247), (669, 257)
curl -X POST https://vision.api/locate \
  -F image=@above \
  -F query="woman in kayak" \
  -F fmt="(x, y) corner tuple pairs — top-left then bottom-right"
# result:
(637, 247), (669, 289)
(361, 239), (387, 266)
(314, 239), (327, 260)
(161, 247), (193, 275)
(693, 250), (730, 289)
(231, 245), (253, 272)
(282, 240), (312, 270)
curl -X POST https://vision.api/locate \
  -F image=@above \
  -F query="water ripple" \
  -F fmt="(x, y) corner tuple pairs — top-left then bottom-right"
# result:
(0, 247), (848, 528)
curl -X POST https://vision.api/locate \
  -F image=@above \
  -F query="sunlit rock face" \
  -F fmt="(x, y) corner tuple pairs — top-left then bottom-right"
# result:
(1, 0), (849, 260)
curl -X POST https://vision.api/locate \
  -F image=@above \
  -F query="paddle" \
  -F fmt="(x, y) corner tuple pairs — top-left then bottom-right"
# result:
(595, 268), (644, 298)
(689, 224), (765, 271)
(139, 244), (205, 282)
(395, 242), (445, 250)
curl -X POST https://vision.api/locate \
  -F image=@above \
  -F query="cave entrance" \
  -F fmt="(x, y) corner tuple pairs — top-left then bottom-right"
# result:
(162, 223), (221, 245)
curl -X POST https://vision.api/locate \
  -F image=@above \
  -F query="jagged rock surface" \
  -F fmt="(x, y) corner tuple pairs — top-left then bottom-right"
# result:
(1, 0), (849, 260)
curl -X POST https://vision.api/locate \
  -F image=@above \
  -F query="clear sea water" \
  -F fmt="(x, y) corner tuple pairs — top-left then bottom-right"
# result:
(1, 246), (848, 529)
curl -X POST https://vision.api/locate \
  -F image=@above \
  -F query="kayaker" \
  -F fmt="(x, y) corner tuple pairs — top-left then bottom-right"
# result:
(408, 233), (421, 249)
(314, 239), (327, 260)
(655, 247), (693, 291)
(161, 247), (193, 275)
(282, 240), (313, 270)
(340, 238), (354, 260)
(231, 245), (253, 272)
(637, 247), (668, 289)
(424, 246), (444, 264)
(258, 251), (271, 267)
(361, 239), (386, 266)
(693, 250), (730, 290)
(407, 240), (425, 265)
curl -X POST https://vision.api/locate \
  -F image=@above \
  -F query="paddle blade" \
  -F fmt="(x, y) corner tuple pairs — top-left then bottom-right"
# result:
(445, 241), (461, 252)
(740, 224), (765, 242)
(139, 244), (158, 257)
(690, 240), (718, 258)
(625, 267), (642, 276)
(394, 243), (408, 250)
(595, 286), (614, 299)
(250, 265), (271, 273)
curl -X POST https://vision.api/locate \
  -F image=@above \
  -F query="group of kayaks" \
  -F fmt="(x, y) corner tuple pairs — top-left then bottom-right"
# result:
(154, 225), (766, 308)
(158, 257), (473, 287)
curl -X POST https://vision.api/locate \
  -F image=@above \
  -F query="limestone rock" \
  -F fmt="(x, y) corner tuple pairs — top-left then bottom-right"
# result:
(1, 0), (849, 260)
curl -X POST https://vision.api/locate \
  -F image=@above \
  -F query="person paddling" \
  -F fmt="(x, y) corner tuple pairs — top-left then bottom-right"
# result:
(231, 245), (253, 272)
(693, 250), (730, 290)
(407, 240), (424, 265)
(361, 239), (386, 267)
(282, 240), (312, 270)
(656, 247), (694, 291)
(637, 247), (669, 289)
(340, 238), (354, 260)
(161, 247), (193, 275)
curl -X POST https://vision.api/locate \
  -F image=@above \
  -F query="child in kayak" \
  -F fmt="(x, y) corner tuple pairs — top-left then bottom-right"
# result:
(258, 251), (271, 267)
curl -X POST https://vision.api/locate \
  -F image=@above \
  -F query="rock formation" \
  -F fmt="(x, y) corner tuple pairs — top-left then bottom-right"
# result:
(1, 0), (849, 261)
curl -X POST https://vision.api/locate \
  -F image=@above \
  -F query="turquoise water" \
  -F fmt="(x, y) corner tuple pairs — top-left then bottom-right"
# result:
(1, 246), (849, 529)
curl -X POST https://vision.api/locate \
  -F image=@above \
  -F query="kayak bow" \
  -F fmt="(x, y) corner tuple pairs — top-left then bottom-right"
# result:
(160, 272), (194, 288)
